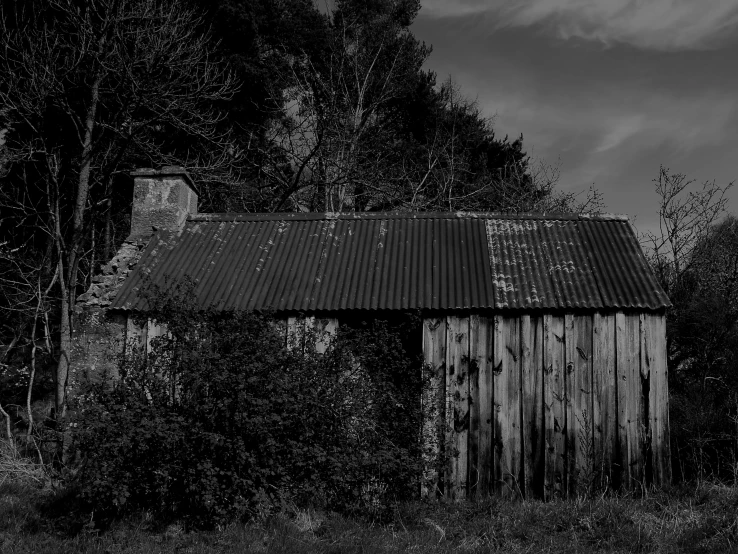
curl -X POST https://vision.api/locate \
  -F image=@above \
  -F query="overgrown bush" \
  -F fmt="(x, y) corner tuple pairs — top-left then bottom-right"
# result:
(69, 283), (427, 528)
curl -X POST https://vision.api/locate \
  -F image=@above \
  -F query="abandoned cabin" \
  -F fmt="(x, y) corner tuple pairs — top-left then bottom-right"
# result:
(72, 166), (672, 500)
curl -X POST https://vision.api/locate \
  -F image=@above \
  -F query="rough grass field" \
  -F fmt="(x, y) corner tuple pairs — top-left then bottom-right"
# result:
(2, 479), (738, 554)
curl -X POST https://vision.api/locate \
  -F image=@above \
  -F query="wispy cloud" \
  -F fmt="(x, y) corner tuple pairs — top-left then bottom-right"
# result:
(595, 116), (644, 153)
(592, 94), (738, 154)
(488, 92), (738, 155)
(421, 0), (738, 50)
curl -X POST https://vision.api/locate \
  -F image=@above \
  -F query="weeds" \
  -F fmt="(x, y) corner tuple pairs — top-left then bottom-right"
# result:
(0, 439), (48, 489)
(2, 481), (738, 552)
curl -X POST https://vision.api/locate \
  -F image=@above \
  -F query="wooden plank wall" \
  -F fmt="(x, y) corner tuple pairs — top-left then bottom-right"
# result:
(422, 311), (670, 499)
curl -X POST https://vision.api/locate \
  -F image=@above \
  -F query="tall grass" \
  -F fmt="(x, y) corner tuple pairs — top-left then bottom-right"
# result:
(2, 476), (738, 552)
(0, 439), (48, 489)
(2, 436), (738, 553)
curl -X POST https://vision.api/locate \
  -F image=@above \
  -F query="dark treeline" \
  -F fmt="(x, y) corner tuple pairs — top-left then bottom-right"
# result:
(0, 0), (584, 424)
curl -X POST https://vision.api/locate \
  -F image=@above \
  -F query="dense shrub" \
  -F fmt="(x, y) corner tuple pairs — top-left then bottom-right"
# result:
(69, 285), (427, 528)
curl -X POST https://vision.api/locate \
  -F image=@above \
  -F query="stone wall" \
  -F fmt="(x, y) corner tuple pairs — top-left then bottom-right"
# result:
(70, 166), (197, 393)
(70, 240), (146, 390)
(129, 167), (197, 240)
(69, 308), (127, 391)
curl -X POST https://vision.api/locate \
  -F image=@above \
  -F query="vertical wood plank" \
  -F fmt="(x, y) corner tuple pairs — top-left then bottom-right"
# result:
(145, 319), (166, 358)
(639, 313), (652, 486)
(125, 317), (146, 355)
(522, 315), (544, 498)
(272, 319), (288, 345)
(627, 314), (643, 487)
(647, 313), (671, 487)
(286, 316), (302, 351)
(543, 314), (566, 499)
(644, 313), (657, 487)
(421, 317), (447, 498)
(564, 313), (576, 497)
(543, 314), (553, 499)
(444, 316), (455, 498)
(593, 312), (617, 490)
(445, 315), (470, 500)
(615, 311), (628, 489)
(520, 315), (532, 498)
(492, 314), (505, 494)
(656, 314), (672, 486)
(497, 316), (522, 498)
(616, 312), (641, 489)
(477, 316), (494, 497)
(574, 314), (594, 497)
(532, 316), (545, 498)
(314, 318), (338, 354)
(468, 315), (480, 498)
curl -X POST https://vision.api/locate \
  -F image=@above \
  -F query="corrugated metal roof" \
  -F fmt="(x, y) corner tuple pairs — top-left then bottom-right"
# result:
(111, 212), (671, 312)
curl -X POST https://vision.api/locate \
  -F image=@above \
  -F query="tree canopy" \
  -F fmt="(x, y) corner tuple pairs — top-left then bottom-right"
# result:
(0, 0), (595, 438)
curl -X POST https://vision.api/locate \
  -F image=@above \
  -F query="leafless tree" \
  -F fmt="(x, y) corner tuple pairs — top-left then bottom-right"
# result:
(252, 12), (421, 212)
(255, 51), (599, 215)
(645, 165), (733, 294)
(0, 0), (240, 422)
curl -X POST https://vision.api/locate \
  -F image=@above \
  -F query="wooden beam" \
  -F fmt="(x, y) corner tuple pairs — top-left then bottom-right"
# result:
(628, 314), (643, 487)
(476, 316), (494, 497)
(615, 311), (628, 489)
(573, 314), (594, 497)
(657, 314), (672, 486)
(522, 315), (544, 498)
(646, 313), (671, 486)
(314, 318), (338, 354)
(468, 315), (480, 498)
(543, 314), (566, 500)
(445, 315), (470, 500)
(616, 312), (642, 489)
(593, 312), (617, 490)
(492, 314), (504, 494)
(564, 313), (576, 497)
(494, 315), (522, 498)
(421, 317), (447, 498)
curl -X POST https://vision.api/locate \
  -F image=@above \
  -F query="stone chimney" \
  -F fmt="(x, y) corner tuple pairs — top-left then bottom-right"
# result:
(129, 166), (198, 240)
(70, 166), (198, 393)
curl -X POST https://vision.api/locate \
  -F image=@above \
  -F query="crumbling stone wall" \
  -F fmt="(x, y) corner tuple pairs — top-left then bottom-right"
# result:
(69, 308), (127, 391)
(70, 166), (196, 394)
(70, 239), (147, 391)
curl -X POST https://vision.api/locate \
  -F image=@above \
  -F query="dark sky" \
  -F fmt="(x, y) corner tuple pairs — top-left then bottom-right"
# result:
(413, 0), (738, 237)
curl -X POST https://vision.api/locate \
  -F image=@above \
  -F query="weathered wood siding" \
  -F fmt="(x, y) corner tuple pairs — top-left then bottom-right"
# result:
(422, 311), (670, 499)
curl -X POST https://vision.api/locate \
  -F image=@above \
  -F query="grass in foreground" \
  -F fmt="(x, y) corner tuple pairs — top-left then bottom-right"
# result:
(2, 481), (738, 554)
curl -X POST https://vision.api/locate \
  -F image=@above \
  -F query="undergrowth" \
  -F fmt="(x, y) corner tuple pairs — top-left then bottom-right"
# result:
(66, 281), (430, 529)
(2, 479), (738, 553)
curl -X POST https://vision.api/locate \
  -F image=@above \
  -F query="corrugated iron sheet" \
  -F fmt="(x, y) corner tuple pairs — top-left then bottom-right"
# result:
(112, 212), (670, 312)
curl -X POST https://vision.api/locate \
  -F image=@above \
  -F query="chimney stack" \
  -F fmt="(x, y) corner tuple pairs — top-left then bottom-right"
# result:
(129, 166), (198, 240)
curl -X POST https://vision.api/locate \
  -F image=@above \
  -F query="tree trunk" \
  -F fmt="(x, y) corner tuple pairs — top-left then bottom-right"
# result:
(56, 274), (71, 420)
(104, 203), (113, 260)
(55, 74), (101, 419)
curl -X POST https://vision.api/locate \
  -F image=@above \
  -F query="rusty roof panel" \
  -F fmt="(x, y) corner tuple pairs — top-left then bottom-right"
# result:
(578, 220), (670, 310)
(112, 212), (670, 312)
(485, 219), (603, 310)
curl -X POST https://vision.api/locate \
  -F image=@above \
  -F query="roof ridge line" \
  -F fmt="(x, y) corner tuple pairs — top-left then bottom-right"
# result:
(188, 212), (630, 223)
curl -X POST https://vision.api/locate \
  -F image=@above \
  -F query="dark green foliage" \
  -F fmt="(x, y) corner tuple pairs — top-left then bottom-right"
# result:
(70, 285), (426, 528)
(666, 216), (738, 482)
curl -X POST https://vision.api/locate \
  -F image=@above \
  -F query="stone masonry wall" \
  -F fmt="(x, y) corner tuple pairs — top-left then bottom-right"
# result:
(70, 238), (147, 391)
(71, 166), (196, 393)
